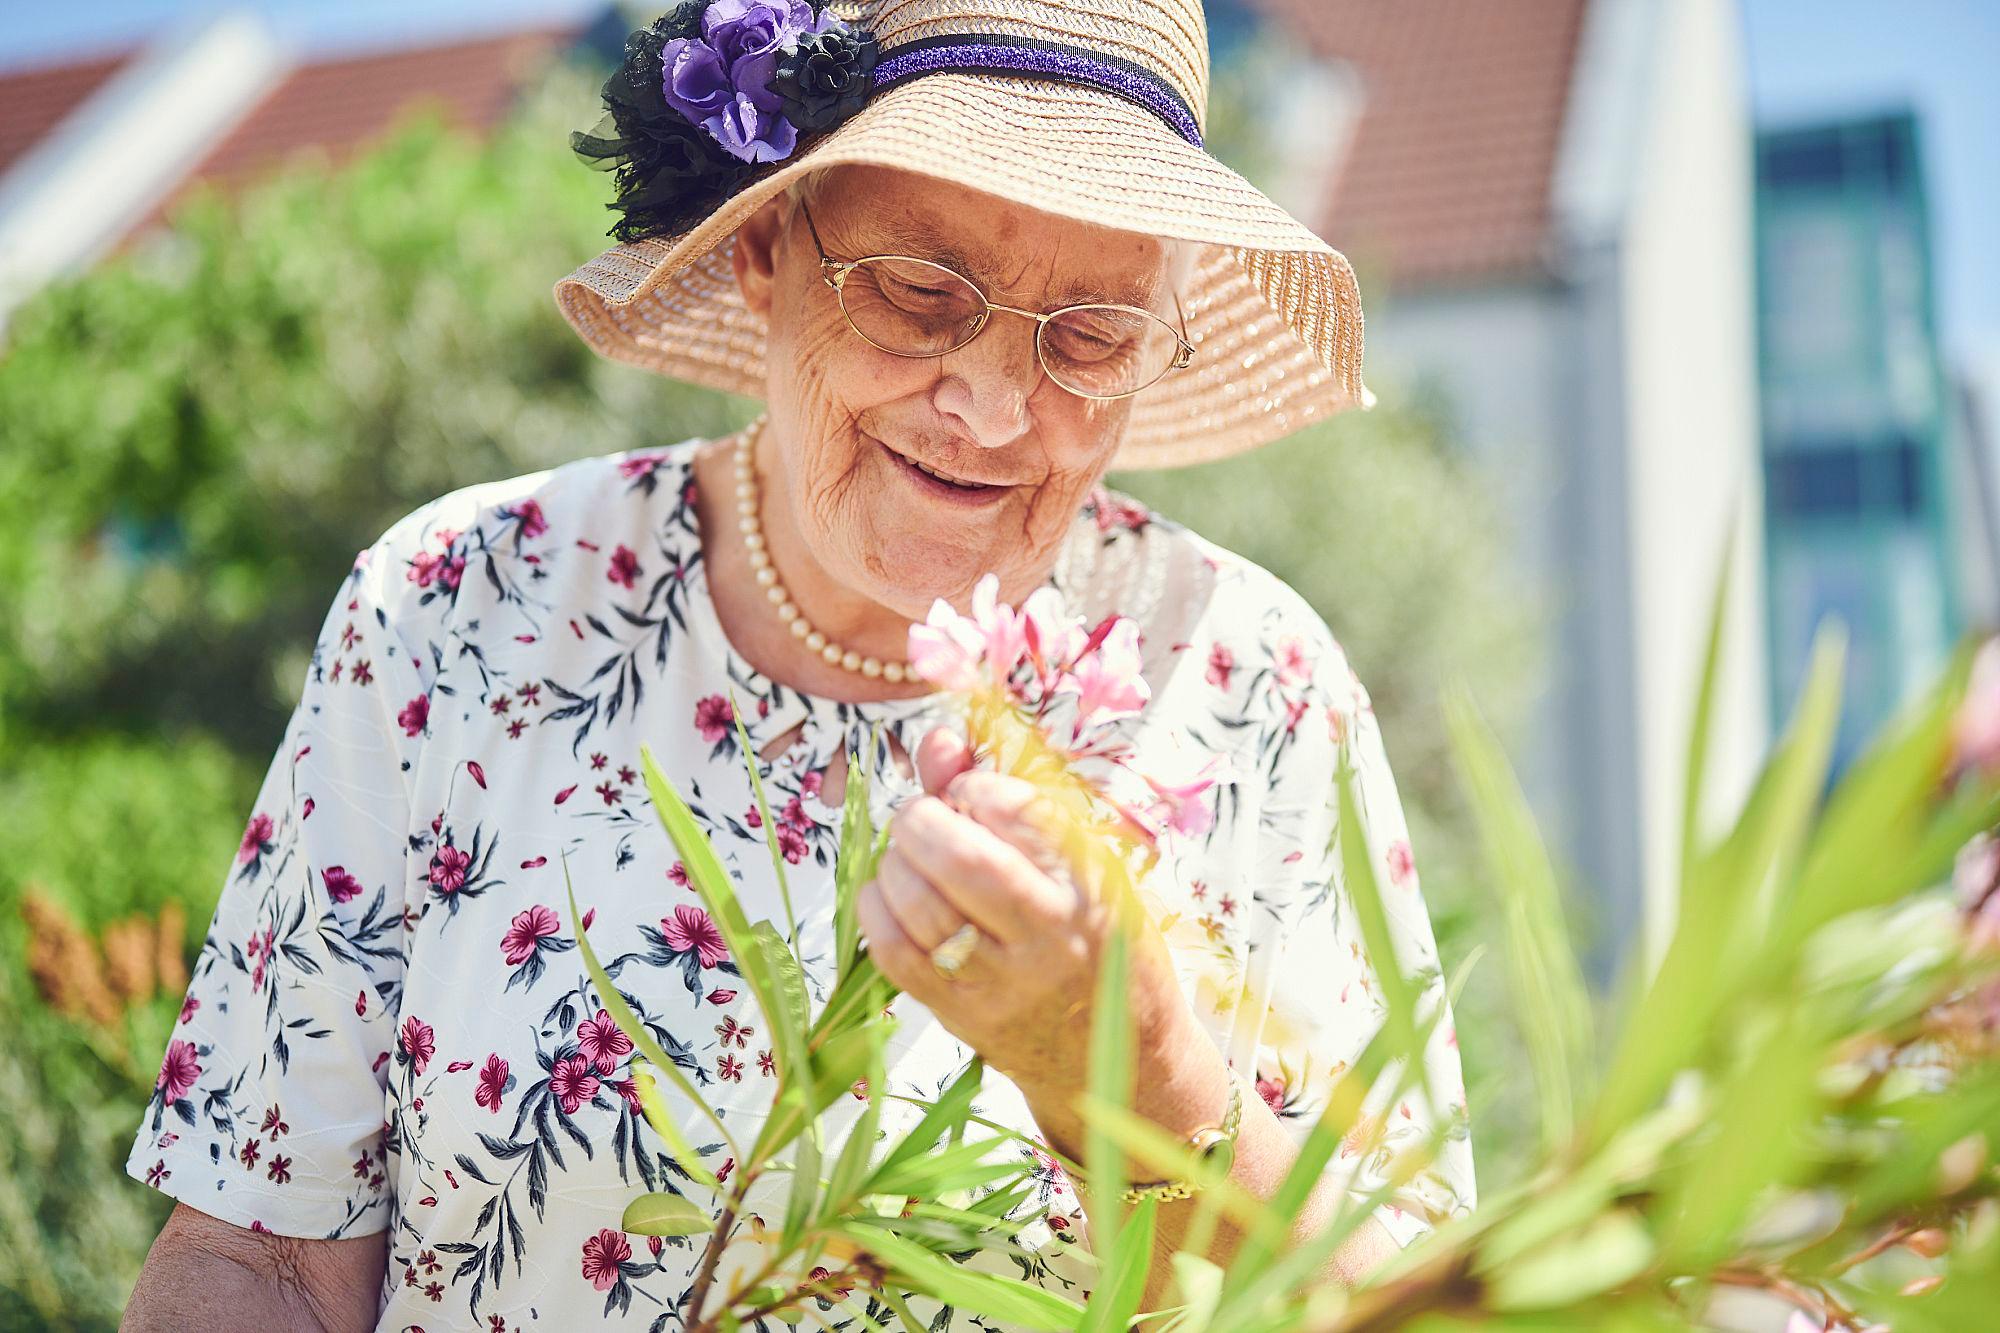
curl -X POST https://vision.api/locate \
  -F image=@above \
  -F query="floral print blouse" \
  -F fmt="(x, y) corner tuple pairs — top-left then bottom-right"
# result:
(128, 438), (1474, 1330)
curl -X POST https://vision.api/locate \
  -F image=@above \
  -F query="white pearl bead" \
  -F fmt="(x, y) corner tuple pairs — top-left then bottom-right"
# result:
(754, 567), (777, 588)
(765, 584), (786, 604)
(777, 601), (799, 622)
(883, 662), (906, 683)
(747, 547), (769, 571)
(840, 650), (860, 671)
(789, 618), (811, 639)
(738, 517), (757, 535)
(805, 630), (826, 652)
(743, 531), (764, 551)
(820, 643), (842, 665)
(737, 498), (756, 518)
(861, 657), (882, 678)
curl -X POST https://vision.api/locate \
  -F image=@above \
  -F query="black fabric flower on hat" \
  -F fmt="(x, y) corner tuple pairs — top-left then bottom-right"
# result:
(771, 25), (880, 133)
(570, 2), (879, 245)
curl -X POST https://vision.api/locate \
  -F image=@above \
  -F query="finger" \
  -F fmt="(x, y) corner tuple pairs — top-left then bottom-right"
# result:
(915, 725), (976, 799)
(874, 843), (969, 952)
(856, 877), (945, 999)
(941, 771), (1072, 881)
(889, 796), (1071, 940)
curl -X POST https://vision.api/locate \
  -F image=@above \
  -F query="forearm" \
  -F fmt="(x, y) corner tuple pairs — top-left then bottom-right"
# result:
(1020, 1015), (1402, 1309)
(123, 1204), (384, 1333)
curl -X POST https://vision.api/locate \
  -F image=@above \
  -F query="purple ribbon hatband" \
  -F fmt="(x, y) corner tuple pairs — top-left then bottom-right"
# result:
(870, 32), (1203, 148)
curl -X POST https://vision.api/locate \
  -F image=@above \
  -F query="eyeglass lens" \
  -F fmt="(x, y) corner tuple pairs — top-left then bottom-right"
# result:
(836, 256), (1185, 398)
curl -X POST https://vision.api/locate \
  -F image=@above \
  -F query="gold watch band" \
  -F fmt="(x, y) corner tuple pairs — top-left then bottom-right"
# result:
(1118, 1074), (1244, 1206)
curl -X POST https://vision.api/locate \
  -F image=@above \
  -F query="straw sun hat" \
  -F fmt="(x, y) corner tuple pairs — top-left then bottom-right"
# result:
(552, 0), (1377, 470)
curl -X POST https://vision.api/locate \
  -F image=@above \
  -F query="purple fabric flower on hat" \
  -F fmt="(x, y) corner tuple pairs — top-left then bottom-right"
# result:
(660, 0), (817, 163)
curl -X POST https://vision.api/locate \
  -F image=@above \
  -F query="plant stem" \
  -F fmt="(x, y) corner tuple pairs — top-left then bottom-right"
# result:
(684, 1201), (739, 1332)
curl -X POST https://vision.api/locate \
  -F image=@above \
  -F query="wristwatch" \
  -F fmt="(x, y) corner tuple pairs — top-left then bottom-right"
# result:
(1119, 1074), (1243, 1205)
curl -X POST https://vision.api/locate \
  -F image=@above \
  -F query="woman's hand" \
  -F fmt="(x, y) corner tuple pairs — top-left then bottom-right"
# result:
(855, 727), (1231, 1157)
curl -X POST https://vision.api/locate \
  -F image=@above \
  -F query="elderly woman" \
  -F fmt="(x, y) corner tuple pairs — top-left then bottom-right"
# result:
(124, 1), (1472, 1327)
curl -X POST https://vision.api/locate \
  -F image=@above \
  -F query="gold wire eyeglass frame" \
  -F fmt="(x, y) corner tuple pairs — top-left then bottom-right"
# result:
(798, 200), (1196, 401)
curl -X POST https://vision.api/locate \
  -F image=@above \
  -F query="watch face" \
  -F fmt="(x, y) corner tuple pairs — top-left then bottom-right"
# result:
(1200, 1137), (1235, 1180)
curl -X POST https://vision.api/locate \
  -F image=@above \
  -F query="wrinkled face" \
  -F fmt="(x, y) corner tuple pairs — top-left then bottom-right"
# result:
(733, 164), (1188, 620)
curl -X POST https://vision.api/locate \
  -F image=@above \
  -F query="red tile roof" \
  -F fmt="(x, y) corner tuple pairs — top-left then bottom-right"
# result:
(0, 49), (135, 180)
(124, 25), (578, 239)
(1251, 0), (1592, 289)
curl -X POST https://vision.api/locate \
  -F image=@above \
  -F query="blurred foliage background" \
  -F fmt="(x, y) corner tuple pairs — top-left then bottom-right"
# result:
(0, 58), (1540, 1329)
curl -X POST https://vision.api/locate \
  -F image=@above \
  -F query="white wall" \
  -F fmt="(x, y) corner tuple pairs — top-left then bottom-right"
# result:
(1615, 0), (1768, 956)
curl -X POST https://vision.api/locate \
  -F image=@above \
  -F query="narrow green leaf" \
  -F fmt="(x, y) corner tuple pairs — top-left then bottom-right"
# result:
(640, 744), (808, 1089)
(1678, 530), (1736, 933)
(823, 1028), (889, 1208)
(1078, 1195), (1157, 1333)
(621, 1190), (714, 1237)
(1445, 684), (1592, 1152)
(565, 859), (731, 1174)
(783, 1110), (821, 1250)
(1487, 1209), (1656, 1311)
(731, 700), (799, 943)
(870, 1057), (985, 1186)
(834, 738), (878, 982)
(832, 1225), (1085, 1329)
(1085, 925), (1136, 1258)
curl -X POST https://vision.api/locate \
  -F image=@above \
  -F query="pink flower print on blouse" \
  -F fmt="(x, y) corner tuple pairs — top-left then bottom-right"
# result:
(661, 904), (728, 968)
(575, 1010), (633, 1076)
(548, 1053), (600, 1114)
(398, 694), (430, 737)
(580, 1228), (630, 1291)
(156, 1039), (201, 1103)
(606, 544), (642, 589)
(1386, 840), (1417, 887)
(321, 865), (364, 904)
(504, 498), (548, 540)
(776, 823), (809, 864)
(474, 1054), (511, 1113)
(429, 844), (473, 895)
(693, 694), (734, 744)
(237, 813), (274, 865)
(499, 905), (560, 966)
(1206, 642), (1234, 689)
(400, 1017), (435, 1077)
(1274, 633), (1313, 688)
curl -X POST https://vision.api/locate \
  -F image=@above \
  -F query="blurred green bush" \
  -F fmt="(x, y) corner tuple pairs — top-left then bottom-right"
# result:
(0, 57), (1538, 1328)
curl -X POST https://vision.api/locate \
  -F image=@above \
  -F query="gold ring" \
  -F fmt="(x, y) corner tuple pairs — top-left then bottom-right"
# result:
(928, 922), (982, 980)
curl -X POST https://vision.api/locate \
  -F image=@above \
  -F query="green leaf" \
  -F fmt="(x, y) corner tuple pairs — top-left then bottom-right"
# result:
(1445, 685), (1592, 1153)
(870, 1057), (985, 1186)
(641, 744), (809, 1091)
(731, 700), (799, 943)
(868, 1136), (1026, 1199)
(1486, 1209), (1655, 1311)
(823, 1033), (888, 1209)
(1678, 531), (1735, 932)
(565, 859), (730, 1178)
(834, 738), (878, 982)
(1085, 924), (1135, 1256)
(1079, 1195), (1157, 1333)
(783, 1109), (820, 1250)
(621, 1190), (714, 1237)
(831, 1225), (1085, 1329)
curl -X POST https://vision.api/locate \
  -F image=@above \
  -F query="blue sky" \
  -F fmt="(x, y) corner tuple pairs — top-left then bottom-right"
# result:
(2, 1), (1995, 369)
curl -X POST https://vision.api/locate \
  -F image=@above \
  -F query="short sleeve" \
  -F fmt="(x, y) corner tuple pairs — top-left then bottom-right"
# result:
(126, 543), (428, 1238)
(1242, 618), (1476, 1249)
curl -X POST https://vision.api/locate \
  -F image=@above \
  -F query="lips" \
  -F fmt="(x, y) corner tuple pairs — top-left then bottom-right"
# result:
(884, 443), (993, 489)
(872, 436), (1014, 508)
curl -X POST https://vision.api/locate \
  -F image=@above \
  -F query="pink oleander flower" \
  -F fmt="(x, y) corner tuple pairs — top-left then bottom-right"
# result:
(580, 1228), (631, 1291)
(662, 904), (729, 968)
(576, 1009), (634, 1075)
(500, 905), (560, 966)
(156, 1039), (201, 1103)
(908, 585), (989, 692)
(1140, 765), (1219, 839)
(1056, 617), (1149, 727)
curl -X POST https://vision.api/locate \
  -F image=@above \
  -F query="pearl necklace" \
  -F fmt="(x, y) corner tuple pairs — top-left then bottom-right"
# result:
(733, 420), (913, 683)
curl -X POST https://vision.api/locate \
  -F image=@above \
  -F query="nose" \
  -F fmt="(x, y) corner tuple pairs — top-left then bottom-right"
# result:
(931, 311), (1038, 448)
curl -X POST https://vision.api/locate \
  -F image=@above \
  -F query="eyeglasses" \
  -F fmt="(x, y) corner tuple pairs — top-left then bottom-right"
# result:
(799, 201), (1195, 401)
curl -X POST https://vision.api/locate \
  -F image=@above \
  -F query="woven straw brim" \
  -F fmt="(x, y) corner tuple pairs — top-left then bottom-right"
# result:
(553, 70), (1376, 470)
